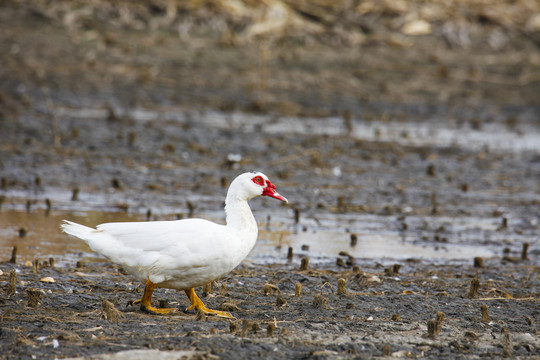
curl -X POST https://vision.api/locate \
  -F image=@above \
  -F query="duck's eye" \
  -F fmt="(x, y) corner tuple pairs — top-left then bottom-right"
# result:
(252, 176), (264, 185)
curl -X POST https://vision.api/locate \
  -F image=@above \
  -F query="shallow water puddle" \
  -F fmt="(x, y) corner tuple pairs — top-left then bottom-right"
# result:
(255, 230), (496, 264)
(0, 210), (144, 267)
(0, 209), (497, 267)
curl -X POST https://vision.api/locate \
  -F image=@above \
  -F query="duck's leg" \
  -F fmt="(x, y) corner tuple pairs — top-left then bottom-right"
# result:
(184, 288), (234, 318)
(139, 279), (176, 314)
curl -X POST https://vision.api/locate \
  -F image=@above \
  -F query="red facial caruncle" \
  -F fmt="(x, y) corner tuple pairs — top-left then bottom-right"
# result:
(252, 176), (265, 186)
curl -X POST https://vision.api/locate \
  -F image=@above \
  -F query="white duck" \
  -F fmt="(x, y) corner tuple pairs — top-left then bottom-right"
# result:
(61, 171), (287, 318)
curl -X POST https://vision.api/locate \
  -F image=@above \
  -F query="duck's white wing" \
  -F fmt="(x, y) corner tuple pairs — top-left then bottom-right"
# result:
(96, 219), (226, 252)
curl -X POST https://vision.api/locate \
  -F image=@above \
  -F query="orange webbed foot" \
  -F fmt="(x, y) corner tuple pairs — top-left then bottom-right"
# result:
(141, 304), (177, 315)
(185, 288), (234, 319)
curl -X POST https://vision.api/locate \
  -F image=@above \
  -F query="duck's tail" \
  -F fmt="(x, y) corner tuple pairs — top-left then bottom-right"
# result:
(61, 220), (97, 243)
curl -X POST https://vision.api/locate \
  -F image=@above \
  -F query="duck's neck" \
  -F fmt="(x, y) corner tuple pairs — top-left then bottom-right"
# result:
(224, 199), (258, 234)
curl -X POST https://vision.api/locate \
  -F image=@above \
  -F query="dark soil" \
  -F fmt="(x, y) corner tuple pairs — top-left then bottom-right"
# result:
(1, 257), (538, 359)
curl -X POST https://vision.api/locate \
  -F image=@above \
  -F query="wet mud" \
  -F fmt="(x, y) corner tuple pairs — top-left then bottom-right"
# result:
(1, 0), (540, 358)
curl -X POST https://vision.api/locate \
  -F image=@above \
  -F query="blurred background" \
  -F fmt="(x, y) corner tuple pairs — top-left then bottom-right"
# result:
(0, 0), (539, 264)
(2, 0), (539, 112)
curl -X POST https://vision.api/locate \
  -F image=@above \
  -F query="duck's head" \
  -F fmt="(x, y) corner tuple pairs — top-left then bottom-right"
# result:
(227, 171), (288, 203)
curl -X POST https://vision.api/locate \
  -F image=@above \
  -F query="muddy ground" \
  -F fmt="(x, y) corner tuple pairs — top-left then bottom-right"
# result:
(1, 0), (540, 359)
(0, 257), (538, 359)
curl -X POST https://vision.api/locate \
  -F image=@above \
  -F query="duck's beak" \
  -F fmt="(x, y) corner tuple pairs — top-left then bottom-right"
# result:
(263, 181), (288, 203)
(268, 191), (288, 203)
